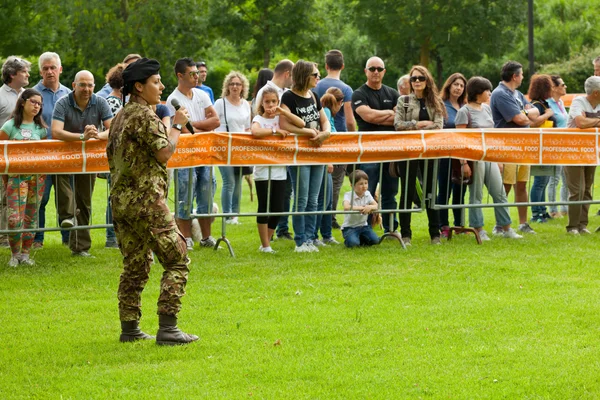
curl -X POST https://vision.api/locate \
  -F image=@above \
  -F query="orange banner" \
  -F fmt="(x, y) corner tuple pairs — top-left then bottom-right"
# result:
(1, 128), (599, 174)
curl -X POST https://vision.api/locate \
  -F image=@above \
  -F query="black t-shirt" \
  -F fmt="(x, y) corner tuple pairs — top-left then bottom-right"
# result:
(351, 84), (399, 131)
(532, 100), (557, 127)
(281, 90), (322, 130)
(418, 98), (429, 121)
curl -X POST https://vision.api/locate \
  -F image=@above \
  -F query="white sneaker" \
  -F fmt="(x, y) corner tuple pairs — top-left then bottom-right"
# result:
(185, 237), (194, 251)
(478, 230), (491, 241)
(492, 226), (503, 236)
(313, 239), (326, 247)
(518, 223), (536, 234)
(226, 217), (241, 225)
(503, 228), (523, 239)
(294, 243), (312, 253)
(258, 246), (276, 254)
(8, 256), (19, 267)
(200, 236), (217, 248)
(60, 218), (75, 228)
(580, 228), (591, 235)
(306, 242), (319, 252)
(323, 237), (340, 245)
(19, 257), (35, 266)
(567, 229), (580, 235)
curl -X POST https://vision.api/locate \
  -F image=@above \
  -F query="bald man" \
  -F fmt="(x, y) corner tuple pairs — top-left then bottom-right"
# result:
(52, 70), (113, 257)
(352, 56), (401, 236)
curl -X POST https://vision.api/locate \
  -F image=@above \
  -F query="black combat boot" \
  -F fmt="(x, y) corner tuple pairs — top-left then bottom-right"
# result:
(120, 320), (155, 343)
(156, 314), (199, 346)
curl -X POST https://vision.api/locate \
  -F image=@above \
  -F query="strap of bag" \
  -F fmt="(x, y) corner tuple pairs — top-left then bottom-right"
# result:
(223, 99), (229, 132)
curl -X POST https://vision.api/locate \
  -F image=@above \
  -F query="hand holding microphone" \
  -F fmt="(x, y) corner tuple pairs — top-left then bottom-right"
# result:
(171, 99), (195, 134)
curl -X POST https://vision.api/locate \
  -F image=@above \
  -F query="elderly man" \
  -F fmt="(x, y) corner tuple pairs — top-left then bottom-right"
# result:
(396, 75), (410, 96)
(565, 76), (600, 235)
(52, 71), (113, 257)
(352, 56), (400, 238)
(32, 52), (71, 248)
(0, 57), (31, 247)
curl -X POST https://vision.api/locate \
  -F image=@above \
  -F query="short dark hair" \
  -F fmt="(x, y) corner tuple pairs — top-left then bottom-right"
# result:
(274, 60), (294, 75)
(106, 63), (126, 90)
(348, 169), (368, 185)
(325, 50), (344, 71)
(196, 61), (207, 69)
(174, 57), (196, 76)
(501, 61), (523, 82)
(527, 74), (553, 101)
(252, 68), (274, 99)
(466, 76), (493, 103)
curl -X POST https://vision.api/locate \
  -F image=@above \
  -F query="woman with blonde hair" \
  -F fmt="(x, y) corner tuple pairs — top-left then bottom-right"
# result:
(214, 71), (252, 225)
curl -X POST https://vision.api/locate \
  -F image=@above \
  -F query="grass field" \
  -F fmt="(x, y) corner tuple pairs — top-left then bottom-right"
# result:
(2, 172), (600, 399)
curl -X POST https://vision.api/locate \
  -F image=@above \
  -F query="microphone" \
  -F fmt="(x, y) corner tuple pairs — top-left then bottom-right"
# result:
(170, 99), (195, 134)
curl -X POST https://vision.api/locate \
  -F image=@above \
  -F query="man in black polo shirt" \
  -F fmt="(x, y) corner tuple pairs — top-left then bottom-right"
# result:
(352, 56), (400, 237)
(52, 70), (113, 257)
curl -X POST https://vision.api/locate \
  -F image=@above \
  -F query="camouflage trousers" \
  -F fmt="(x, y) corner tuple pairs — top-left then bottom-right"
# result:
(114, 204), (190, 321)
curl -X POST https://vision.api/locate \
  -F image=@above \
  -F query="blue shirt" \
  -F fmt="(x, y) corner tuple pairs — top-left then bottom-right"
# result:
(547, 98), (568, 128)
(443, 99), (459, 129)
(33, 80), (71, 139)
(490, 82), (531, 128)
(315, 77), (353, 132)
(96, 83), (112, 99)
(324, 107), (336, 132)
(196, 85), (215, 104)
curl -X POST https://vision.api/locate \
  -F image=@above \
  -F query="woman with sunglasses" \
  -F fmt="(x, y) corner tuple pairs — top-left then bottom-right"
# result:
(214, 71), (252, 225)
(394, 66), (444, 245)
(0, 89), (47, 267)
(279, 60), (331, 252)
(438, 73), (468, 237)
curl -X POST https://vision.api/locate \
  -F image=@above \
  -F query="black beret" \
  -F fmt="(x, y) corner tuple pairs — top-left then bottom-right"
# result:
(122, 58), (160, 96)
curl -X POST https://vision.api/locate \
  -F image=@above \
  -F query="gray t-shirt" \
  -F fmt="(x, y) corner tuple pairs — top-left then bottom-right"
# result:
(567, 96), (600, 128)
(455, 104), (494, 129)
(0, 84), (23, 127)
(53, 92), (113, 133)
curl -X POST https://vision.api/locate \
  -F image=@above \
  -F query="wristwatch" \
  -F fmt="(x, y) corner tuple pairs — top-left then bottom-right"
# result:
(79, 133), (85, 141)
(271, 126), (276, 135)
(172, 124), (182, 131)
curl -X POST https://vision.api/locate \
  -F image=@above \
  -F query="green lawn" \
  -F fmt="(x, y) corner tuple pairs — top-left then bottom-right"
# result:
(1, 171), (600, 399)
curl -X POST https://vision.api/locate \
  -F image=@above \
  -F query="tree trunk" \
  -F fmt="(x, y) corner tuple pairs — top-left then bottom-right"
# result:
(263, 47), (270, 68)
(419, 37), (430, 67)
(435, 52), (443, 88)
(120, 0), (129, 22)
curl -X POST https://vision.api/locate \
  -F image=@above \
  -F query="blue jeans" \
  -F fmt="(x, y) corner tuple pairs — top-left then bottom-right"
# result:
(314, 172), (333, 240)
(342, 225), (380, 248)
(358, 162), (399, 233)
(289, 165), (325, 247)
(469, 162), (511, 228)
(530, 175), (551, 218)
(548, 167), (568, 213)
(218, 166), (242, 215)
(34, 175), (70, 244)
(276, 169), (293, 236)
(176, 167), (215, 219)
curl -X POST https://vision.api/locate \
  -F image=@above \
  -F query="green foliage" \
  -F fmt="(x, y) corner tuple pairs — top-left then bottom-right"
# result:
(538, 46), (600, 93)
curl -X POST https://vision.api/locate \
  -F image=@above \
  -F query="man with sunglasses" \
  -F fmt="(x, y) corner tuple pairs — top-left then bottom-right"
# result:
(52, 70), (113, 257)
(352, 57), (400, 237)
(167, 58), (220, 251)
(195, 61), (215, 104)
(0, 57), (32, 248)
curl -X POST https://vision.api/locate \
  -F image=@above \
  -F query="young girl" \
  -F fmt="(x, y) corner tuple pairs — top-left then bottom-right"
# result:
(0, 89), (47, 266)
(311, 88), (345, 246)
(251, 87), (305, 253)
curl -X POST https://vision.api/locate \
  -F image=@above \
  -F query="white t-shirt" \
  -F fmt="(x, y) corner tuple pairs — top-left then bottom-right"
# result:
(252, 115), (287, 181)
(342, 190), (375, 229)
(214, 98), (251, 133)
(567, 96), (600, 128)
(166, 88), (212, 123)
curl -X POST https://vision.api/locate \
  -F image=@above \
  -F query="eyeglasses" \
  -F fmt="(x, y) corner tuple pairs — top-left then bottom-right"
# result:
(229, 82), (242, 87)
(188, 71), (200, 77)
(76, 83), (95, 88)
(410, 76), (427, 82)
(27, 99), (42, 107)
(367, 67), (385, 73)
